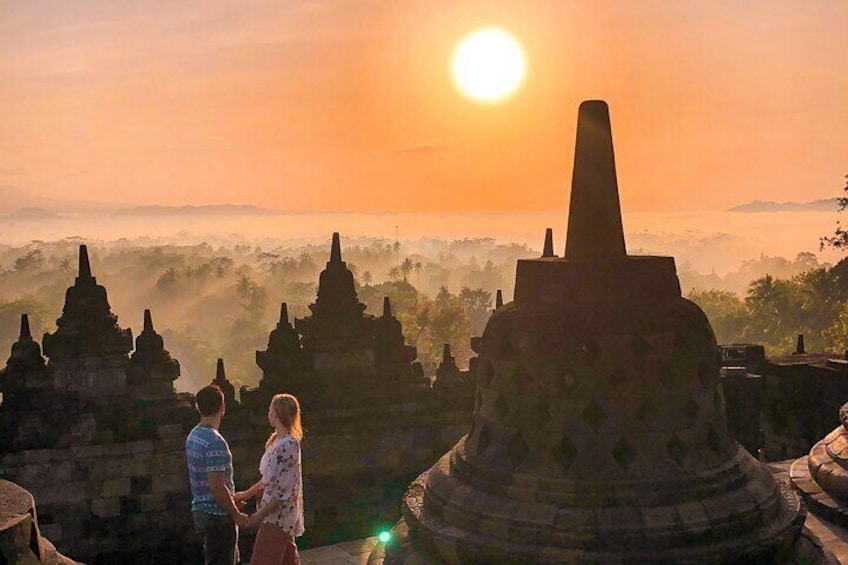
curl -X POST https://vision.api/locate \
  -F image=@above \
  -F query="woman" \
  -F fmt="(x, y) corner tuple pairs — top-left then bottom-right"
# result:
(236, 393), (304, 565)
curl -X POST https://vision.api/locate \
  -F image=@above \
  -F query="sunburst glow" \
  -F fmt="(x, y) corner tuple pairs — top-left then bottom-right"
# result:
(450, 27), (527, 104)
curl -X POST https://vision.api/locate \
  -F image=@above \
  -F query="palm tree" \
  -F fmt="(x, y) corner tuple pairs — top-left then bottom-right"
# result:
(414, 261), (422, 288)
(400, 258), (414, 282)
(388, 266), (401, 281)
(745, 274), (790, 341)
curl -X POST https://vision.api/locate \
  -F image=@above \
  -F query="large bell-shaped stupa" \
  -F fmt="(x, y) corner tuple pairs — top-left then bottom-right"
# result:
(376, 100), (805, 564)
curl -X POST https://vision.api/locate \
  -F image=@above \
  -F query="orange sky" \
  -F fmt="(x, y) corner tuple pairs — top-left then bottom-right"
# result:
(1, 1), (846, 213)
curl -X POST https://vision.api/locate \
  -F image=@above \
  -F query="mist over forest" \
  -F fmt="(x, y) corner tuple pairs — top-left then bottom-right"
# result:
(1, 206), (846, 393)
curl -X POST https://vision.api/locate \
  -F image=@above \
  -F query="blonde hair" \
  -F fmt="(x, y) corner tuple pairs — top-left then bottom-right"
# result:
(266, 393), (303, 448)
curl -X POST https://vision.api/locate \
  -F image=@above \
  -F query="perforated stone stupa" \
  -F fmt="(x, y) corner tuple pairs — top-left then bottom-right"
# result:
(377, 101), (805, 564)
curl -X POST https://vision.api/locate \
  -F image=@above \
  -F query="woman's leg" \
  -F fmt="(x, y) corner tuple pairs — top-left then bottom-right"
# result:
(281, 535), (299, 565)
(250, 522), (287, 565)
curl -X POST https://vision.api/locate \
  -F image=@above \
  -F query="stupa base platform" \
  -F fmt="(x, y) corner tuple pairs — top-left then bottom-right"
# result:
(370, 521), (838, 565)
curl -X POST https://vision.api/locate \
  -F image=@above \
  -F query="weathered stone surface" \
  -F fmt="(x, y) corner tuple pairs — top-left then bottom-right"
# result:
(792, 398), (848, 529)
(380, 100), (806, 564)
(0, 479), (80, 564)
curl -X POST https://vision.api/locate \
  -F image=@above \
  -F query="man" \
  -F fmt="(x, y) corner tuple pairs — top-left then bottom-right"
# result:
(186, 384), (248, 565)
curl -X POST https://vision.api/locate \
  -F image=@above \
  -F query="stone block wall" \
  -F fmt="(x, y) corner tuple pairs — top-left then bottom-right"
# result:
(0, 432), (198, 564)
(0, 391), (473, 563)
(721, 370), (763, 455)
(721, 357), (848, 462)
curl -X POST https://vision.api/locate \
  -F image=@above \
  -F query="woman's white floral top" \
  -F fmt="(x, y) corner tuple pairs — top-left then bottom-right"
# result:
(259, 434), (304, 536)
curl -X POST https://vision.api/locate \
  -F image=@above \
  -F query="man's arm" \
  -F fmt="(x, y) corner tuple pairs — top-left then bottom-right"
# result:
(208, 471), (249, 527)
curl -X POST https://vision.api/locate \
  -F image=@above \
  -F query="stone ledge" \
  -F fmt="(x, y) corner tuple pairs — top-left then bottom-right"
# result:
(792, 456), (848, 527)
(0, 479), (81, 565)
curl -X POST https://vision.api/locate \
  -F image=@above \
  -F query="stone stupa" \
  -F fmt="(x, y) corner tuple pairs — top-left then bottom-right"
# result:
(375, 100), (805, 564)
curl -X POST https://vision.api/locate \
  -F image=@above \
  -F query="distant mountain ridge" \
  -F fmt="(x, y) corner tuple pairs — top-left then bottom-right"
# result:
(1, 207), (62, 221)
(728, 198), (838, 213)
(0, 186), (121, 214)
(114, 204), (277, 217)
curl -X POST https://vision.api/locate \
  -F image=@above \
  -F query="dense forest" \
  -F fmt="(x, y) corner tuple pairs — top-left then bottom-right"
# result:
(0, 234), (844, 393)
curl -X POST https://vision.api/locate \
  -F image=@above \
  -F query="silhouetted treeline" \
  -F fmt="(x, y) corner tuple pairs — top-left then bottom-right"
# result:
(688, 258), (848, 354)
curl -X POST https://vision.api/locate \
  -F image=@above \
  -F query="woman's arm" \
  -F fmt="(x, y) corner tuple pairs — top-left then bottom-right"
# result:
(245, 499), (281, 529)
(234, 479), (264, 504)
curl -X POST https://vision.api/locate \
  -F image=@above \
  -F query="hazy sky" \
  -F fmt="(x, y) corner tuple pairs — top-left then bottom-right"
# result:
(1, 1), (846, 213)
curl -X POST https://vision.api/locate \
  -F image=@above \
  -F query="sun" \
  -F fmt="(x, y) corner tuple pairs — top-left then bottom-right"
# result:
(450, 27), (527, 105)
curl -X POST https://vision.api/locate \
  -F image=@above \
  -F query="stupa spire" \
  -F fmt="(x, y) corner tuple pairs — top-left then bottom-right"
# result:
(143, 309), (154, 334)
(795, 334), (806, 355)
(442, 344), (452, 364)
(565, 100), (626, 260)
(383, 296), (392, 318)
(78, 245), (93, 280)
(542, 228), (555, 258)
(215, 358), (226, 383)
(19, 314), (31, 341)
(279, 303), (289, 325)
(495, 290), (503, 309)
(330, 232), (342, 264)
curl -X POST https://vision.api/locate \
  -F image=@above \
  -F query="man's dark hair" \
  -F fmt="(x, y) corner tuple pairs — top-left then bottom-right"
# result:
(195, 385), (225, 417)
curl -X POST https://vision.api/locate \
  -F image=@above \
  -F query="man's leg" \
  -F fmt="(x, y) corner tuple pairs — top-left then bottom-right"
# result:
(195, 513), (237, 565)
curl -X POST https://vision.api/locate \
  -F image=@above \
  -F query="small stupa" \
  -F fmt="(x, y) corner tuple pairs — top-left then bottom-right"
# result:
(126, 309), (180, 397)
(377, 101), (804, 564)
(42, 245), (133, 394)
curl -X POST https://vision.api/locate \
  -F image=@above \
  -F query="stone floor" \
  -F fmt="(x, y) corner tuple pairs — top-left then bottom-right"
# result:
(299, 536), (379, 565)
(291, 462), (848, 565)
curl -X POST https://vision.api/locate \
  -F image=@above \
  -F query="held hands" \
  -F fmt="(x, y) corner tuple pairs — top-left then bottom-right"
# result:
(233, 491), (250, 510)
(245, 499), (282, 530)
(233, 512), (250, 528)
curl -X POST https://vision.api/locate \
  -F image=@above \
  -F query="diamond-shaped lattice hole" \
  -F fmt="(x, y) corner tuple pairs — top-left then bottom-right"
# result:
(476, 425), (491, 456)
(609, 365), (630, 387)
(582, 398), (607, 430)
(612, 438), (636, 470)
(526, 399), (551, 430)
(557, 436), (578, 470)
(581, 339), (600, 361)
(507, 432), (530, 468)
(512, 363), (530, 388)
(706, 425), (722, 456)
(630, 334), (652, 358)
(658, 362), (680, 390)
(494, 395), (510, 421)
(682, 394), (700, 427)
(561, 371), (577, 391)
(667, 433), (689, 467)
(637, 399), (659, 426)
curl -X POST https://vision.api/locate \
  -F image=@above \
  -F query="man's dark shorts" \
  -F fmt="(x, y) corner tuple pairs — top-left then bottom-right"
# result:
(193, 512), (238, 565)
